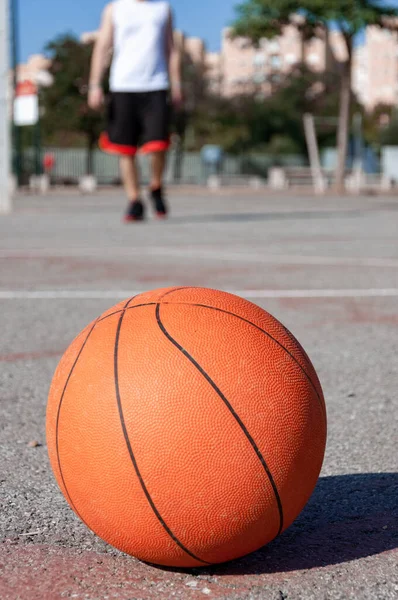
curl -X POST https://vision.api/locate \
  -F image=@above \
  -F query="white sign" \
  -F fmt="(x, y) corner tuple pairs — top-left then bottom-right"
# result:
(14, 81), (39, 126)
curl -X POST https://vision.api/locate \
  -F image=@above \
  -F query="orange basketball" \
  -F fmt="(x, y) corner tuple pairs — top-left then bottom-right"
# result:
(47, 287), (327, 567)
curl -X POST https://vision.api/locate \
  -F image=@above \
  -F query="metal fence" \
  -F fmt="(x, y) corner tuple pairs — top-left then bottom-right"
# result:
(20, 147), (307, 185)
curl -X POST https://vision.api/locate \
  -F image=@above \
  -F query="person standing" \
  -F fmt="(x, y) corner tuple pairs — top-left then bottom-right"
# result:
(88, 0), (182, 221)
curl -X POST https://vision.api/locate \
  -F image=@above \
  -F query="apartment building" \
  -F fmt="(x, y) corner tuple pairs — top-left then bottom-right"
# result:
(220, 26), (340, 98)
(352, 26), (398, 110)
(15, 54), (51, 85)
(206, 52), (223, 95)
(15, 24), (398, 113)
(219, 25), (398, 111)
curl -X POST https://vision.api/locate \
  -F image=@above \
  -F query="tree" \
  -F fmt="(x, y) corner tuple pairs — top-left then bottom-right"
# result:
(380, 110), (398, 146)
(232, 0), (398, 191)
(190, 94), (252, 153)
(169, 38), (207, 179)
(41, 35), (107, 175)
(190, 64), (358, 157)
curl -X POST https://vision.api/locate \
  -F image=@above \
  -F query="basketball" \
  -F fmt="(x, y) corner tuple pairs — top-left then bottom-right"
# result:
(46, 287), (327, 567)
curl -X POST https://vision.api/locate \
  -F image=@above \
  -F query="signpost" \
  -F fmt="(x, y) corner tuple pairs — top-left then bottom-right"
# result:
(0, 0), (11, 213)
(11, 0), (23, 186)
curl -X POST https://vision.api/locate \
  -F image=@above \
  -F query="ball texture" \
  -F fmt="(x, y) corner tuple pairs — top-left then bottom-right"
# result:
(47, 287), (327, 567)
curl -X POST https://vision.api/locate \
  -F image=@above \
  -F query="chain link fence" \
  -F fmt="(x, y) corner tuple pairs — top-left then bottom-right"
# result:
(19, 147), (307, 186)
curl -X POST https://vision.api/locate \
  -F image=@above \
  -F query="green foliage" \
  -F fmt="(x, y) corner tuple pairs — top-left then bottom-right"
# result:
(379, 111), (398, 146)
(232, 0), (398, 45)
(266, 134), (302, 155)
(232, 0), (398, 186)
(362, 104), (393, 147)
(190, 66), (357, 154)
(181, 50), (208, 113)
(41, 35), (106, 168)
(190, 96), (251, 152)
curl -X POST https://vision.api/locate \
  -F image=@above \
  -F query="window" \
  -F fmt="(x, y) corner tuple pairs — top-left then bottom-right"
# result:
(270, 73), (281, 85)
(255, 92), (267, 101)
(307, 53), (320, 65)
(253, 73), (266, 84)
(238, 38), (251, 49)
(286, 53), (298, 65)
(253, 53), (266, 66)
(268, 40), (280, 53)
(270, 55), (281, 69)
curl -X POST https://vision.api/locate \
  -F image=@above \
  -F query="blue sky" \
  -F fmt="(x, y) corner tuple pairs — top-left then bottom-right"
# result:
(19, 0), (238, 61)
(18, 0), (398, 62)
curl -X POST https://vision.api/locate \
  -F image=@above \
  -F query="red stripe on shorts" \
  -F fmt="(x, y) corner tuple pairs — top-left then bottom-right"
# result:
(99, 132), (137, 156)
(139, 140), (170, 154)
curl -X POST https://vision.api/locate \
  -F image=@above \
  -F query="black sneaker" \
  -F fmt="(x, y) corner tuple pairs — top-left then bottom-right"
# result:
(124, 199), (145, 223)
(149, 187), (168, 218)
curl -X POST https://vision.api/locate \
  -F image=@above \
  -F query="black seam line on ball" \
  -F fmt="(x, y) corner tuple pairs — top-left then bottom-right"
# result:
(98, 303), (157, 324)
(55, 319), (99, 527)
(156, 303), (284, 536)
(98, 310), (124, 323)
(162, 301), (325, 419)
(158, 287), (194, 301)
(113, 305), (211, 565)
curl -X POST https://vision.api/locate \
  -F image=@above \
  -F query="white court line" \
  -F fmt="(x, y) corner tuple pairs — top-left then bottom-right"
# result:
(1, 247), (398, 268)
(1, 289), (398, 300)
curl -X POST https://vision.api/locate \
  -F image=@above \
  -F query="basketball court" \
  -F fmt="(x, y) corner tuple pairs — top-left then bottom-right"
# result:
(1, 189), (397, 599)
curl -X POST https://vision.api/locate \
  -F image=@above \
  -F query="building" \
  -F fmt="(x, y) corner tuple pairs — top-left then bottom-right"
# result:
(184, 37), (206, 67)
(80, 31), (99, 45)
(220, 25), (305, 97)
(205, 52), (223, 95)
(352, 26), (398, 110)
(14, 54), (51, 85)
(220, 26), (346, 99)
(219, 25), (398, 110)
(16, 24), (398, 114)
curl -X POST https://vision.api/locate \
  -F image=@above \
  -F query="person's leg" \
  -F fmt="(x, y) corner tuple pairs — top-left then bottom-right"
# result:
(119, 155), (145, 221)
(140, 91), (171, 217)
(150, 151), (167, 191)
(98, 92), (146, 221)
(120, 155), (140, 200)
(119, 155), (146, 221)
(149, 149), (168, 217)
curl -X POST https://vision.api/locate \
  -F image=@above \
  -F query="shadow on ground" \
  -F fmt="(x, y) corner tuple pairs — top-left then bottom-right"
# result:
(168, 210), (363, 225)
(195, 472), (398, 576)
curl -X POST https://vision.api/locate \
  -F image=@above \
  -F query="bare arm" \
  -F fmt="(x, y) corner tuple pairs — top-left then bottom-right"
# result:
(166, 9), (183, 107)
(88, 3), (114, 109)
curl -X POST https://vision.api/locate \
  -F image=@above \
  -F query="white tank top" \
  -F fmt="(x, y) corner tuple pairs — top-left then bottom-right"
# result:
(110, 0), (170, 92)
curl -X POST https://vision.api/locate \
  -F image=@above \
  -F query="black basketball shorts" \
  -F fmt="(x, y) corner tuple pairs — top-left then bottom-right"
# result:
(99, 90), (171, 156)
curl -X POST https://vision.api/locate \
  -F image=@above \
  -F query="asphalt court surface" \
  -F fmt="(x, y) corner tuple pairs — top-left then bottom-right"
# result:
(0, 189), (397, 599)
